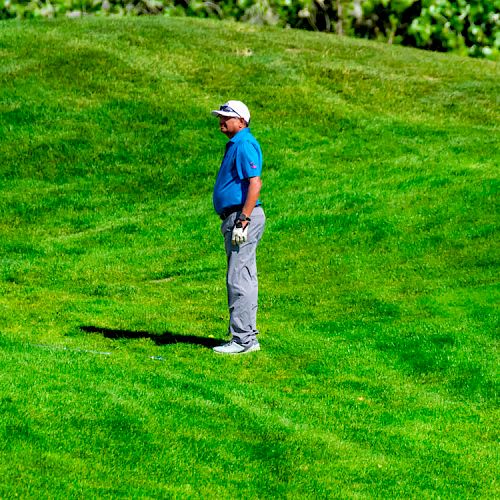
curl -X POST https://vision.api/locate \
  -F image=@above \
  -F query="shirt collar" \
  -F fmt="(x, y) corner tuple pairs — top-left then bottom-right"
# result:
(229, 127), (250, 144)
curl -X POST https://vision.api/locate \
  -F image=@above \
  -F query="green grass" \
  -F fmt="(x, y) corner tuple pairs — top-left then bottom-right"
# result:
(0, 16), (499, 498)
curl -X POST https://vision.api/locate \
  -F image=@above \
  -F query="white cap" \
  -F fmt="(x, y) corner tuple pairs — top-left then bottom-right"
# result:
(211, 100), (251, 124)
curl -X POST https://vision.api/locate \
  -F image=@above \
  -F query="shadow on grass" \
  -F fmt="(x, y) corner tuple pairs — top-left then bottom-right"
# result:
(80, 326), (221, 348)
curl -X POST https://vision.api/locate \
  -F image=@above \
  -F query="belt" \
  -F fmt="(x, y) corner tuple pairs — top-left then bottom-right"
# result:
(219, 205), (243, 221)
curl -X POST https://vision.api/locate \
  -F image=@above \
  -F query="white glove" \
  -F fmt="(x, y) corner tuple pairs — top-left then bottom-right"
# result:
(232, 222), (249, 246)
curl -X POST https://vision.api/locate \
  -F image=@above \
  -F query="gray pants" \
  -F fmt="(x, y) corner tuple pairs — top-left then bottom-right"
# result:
(221, 207), (266, 347)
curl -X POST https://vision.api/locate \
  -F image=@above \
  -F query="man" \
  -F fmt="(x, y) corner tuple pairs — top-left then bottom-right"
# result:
(211, 100), (266, 355)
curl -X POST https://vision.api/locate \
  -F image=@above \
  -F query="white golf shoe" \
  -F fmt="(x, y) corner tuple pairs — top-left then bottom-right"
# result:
(213, 340), (260, 355)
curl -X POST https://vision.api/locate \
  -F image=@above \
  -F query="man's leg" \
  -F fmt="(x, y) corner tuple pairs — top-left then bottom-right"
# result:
(223, 208), (265, 347)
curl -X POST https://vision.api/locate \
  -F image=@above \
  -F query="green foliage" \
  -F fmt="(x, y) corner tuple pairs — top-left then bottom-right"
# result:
(352, 0), (421, 43)
(1, 0), (498, 57)
(351, 0), (499, 59)
(409, 0), (500, 58)
(0, 0), (183, 18)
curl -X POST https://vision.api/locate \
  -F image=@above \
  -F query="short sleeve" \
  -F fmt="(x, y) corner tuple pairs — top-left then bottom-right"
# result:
(235, 141), (262, 180)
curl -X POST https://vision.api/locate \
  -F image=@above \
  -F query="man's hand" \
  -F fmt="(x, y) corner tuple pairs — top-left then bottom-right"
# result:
(232, 221), (249, 246)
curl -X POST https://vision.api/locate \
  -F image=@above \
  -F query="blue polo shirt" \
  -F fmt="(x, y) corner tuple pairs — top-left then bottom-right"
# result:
(213, 128), (262, 215)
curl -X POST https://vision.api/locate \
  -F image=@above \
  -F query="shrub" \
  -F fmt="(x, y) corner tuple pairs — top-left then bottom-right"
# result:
(408, 0), (500, 58)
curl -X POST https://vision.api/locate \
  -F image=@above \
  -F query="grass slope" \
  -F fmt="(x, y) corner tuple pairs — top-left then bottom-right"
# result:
(0, 16), (499, 498)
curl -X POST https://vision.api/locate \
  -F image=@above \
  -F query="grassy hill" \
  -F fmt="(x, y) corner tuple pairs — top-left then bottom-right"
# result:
(0, 16), (498, 497)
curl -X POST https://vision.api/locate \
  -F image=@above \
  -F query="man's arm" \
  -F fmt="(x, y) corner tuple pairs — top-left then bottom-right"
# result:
(231, 176), (261, 245)
(241, 176), (262, 227)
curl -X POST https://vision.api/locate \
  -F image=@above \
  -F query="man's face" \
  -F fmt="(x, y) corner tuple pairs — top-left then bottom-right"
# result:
(219, 116), (245, 138)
